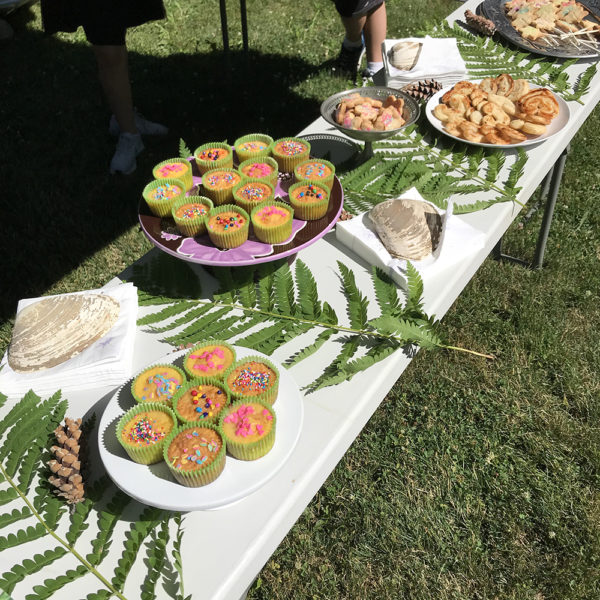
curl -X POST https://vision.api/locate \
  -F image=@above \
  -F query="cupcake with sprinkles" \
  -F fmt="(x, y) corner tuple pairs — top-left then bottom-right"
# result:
(201, 168), (242, 206)
(143, 178), (186, 217)
(251, 200), (294, 245)
(294, 158), (335, 190)
(287, 181), (330, 221)
(183, 341), (236, 380)
(219, 399), (276, 461)
(117, 402), (177, 465)
(172, 377), (231, 425)
(206, 204), (250, 249)
(171, 195), (213, 237)
(131, 364), (186, 407)
(164, 423), (226, 487)
(234, 133), (273, 162)
(238, 157), (279, 188)
(232, 180), (275, 214)
(271, 137), (310, 173)
(153, 158), (194, 192)
(194, 142), (233, 175)
(224, 356), (279, 405)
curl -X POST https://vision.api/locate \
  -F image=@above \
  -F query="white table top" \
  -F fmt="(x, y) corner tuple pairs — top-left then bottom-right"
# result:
(3, 1), (600, 598)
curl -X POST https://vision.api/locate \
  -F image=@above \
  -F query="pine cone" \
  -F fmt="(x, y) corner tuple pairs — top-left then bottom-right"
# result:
(48, 417), (86, 504)
(401, 79), (443, 102)
(465, 10), (496, 36)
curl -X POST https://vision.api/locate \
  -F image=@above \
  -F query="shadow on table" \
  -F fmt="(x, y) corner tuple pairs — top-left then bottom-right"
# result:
(1, 7), (323, 326)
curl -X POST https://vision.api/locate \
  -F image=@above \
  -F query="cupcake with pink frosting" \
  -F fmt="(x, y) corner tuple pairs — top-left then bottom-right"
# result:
(183, 341), (236, 381)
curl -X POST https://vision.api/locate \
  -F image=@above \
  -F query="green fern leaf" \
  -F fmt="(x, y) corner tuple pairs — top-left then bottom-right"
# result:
(137, 300), (196, 327)
(273, 263), (296, 316)
(338, 262), (369, 329)
(0, 547), (67, 595)
(0, 506), (32, 530)
(0, 523), (47, 550)
(284, 329), (336, 367)
(295, 260), (320, 319)
(179, 138), (192, 159)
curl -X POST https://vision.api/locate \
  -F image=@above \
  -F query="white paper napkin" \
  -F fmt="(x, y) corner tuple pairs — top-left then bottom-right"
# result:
(336, 188), (485, 288)
(0, 282), (138, 398)
(383, 36), (468, 88)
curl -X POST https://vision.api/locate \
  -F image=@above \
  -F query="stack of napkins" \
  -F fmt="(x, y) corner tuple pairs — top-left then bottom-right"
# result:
(382, 36), (468, 89)
(0, 282), (138, 398)
(336, 188), (485, 289)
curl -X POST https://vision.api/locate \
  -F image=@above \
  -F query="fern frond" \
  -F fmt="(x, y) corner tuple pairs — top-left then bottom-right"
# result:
(179, 138), (192, 159)
(338, 262), (369, 329)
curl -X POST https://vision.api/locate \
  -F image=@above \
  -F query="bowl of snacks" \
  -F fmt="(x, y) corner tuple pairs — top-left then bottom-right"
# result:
(320, 87), (420, 160)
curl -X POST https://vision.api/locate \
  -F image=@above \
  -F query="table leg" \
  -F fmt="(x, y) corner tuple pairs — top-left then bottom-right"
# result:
(240, 0), (249, 53)
(220, 0), (229, 53)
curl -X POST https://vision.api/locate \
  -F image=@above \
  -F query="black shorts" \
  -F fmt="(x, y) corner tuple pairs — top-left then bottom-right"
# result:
(333, 0), (384, 18)
(83, 11), (127, 45)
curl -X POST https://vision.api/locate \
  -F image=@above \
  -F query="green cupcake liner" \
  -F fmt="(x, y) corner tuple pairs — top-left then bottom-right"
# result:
(232, 180), (275, 214)
(287, 181), (330, 221)
(163, 423), (227, 487)
(130, 363), (187, 407)
(251, 200), (294, 244)
(194, 142), (233, 175)
(171, 195), (213, 237)
(206, 204), (250, 249)
(153, 158), (194, 192)
(234, 133), (274, 162)
(183, 340), (237, 380)
(219, 399), (277, 461)
(172, 376), (231, 426)
(224, 355), (280, 405)
(142, 178), (186, 218)
(294, 158), (336, 190)
(271, 137), (311, 173)
(238, 156), (279, 187)
(201, 168), (242, 206)
(117, 402), (177, 465)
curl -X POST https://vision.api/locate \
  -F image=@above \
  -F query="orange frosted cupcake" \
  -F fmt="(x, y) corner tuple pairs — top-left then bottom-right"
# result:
(251, 201), (294, 244)
(194, 142), (233, 175)
(153, 158), (194, 191)
(172, 377), (231, 425)
(232, 180), (275, 214)
(271, 137), (310, 172)
(202, 168), (242, 206)
(225, 356), (279, 405)
(131, 364), (186, 406)
(183, 341), (236, 379)
(142, 179), (186, 217)
(234, 134), (273, 162)
(238, 157), (279, 187)
(287, 181), (330, 220)
(294, 159), (335, 190)
(206, 205), (250, 248)
(171, 196), (213, 236)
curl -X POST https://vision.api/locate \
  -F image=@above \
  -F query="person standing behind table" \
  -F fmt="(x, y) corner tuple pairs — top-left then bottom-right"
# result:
(332, 0), (387, 78)
(41, 0), (169, 175)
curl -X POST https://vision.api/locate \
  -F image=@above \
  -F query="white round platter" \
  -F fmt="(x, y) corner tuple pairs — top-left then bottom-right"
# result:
(98, 346), (304, 511)
(425, 82), (570, 149)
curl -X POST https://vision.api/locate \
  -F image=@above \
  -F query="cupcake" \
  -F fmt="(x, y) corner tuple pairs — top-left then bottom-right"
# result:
(224, 356), (279, 405)
(287, 181), (330, 220)
(164, 424), (226, 487)
(153, 158), (194, 192)
(271, 137), (310, 172)
(142, 178), (186, 218)
(206, 205), (250, 249)
(251, 201), (294, 244)
(171, 195), (213, 237)
(234, 133), (274, 162)
(238, 157), (279, 187)
(117, 402), (177, 464)
(194, 142), (233, 175)
(294, 159), (335, 190)
(183, 341), (236, 379)
(172, 377), (230, 425)
(202, 168), (242, 206)
(219, 400), (276, 460)
(232, 180), (275, 214)
(131, 364), (186, 406)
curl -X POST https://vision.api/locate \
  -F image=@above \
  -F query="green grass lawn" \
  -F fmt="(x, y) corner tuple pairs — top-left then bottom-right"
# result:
(2, 1), (600, 598)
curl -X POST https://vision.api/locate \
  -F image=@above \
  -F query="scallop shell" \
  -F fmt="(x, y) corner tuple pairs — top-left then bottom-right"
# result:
(388, 41), (422, 71)
(368, 198), (442, 261)
(7, 293), (120, 372)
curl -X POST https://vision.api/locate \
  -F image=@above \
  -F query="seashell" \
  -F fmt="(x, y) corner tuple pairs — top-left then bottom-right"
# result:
(368, 198), (442, 260)
(388, 41), (422, 71)
(8, 293), (120, 372)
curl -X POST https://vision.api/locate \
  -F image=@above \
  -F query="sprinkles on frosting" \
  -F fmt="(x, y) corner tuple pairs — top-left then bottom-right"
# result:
(276, 140), (306, 156)
(223, 404), (273, 438)
(238, 184), (269, 201)
(127, 416), (167, 445)
(177, 204), (207, 219)
(243, 162), (274, 178)
(150, 183), (181, 200)
(157, 162), (187, 177)
(230, 366), (272, 393)
(142, 372), (181, 401)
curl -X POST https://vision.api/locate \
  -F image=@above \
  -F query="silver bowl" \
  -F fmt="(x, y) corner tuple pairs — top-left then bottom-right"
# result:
(320, 86), (420, 158)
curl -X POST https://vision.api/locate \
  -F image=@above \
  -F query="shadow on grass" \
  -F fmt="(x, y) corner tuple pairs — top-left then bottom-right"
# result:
(1, 8), (323, 322)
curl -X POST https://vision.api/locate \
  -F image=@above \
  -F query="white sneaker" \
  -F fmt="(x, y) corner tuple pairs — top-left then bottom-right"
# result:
(108, 112), (169, 137)
(110, 132), (144, 175)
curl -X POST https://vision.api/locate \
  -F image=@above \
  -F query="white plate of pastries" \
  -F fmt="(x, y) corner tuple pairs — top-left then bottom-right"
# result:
(425, 73), (570, 148)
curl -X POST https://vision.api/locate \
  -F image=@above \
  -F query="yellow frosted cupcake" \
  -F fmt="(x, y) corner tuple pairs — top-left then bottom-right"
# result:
(117, 402), (177, 465)
(232, 180), (275, 214)
(238, 157), (279, 187)
(234, 134), (273, 162)
(287, 181), (330, 220)
(164, 424), (226, 487)
(183, 341), (236, 379)
(172, 377), (231, 425)
(271, 137), (310, 172)
(294, 159), (335, 190)
(171, 196), (213, 237)
(224, 356), (279, 405)
(131, 364), (186, 406)
(206, 205), (249, 249)
(202, 168), (242, 206)
(153, 158), (194, 191)
(219, 400), (276, 460)
(251, 201), (294, 244)
(142, 178), (186, 217)
(194, 143), (233, 175)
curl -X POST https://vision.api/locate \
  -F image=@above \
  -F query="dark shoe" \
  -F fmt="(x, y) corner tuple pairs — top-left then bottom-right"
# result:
(333, 44), (364, 77)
